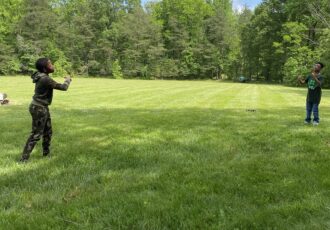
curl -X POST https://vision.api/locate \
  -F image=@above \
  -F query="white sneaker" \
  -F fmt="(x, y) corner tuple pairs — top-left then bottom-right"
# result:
(313, 121), (319, 126)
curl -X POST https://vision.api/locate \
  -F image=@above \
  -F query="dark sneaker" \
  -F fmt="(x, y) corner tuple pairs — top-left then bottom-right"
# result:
(43, 149), (50, 156)
(19, 158), (28, 163)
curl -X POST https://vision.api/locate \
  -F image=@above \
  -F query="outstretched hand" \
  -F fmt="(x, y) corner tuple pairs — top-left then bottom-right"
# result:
(64, 76), (72, 82)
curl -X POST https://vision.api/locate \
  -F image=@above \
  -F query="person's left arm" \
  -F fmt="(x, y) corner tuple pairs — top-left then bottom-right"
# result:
(48, 77), (72, 91)
(312, 72), (322, 86)
(318, 76), (324, 86)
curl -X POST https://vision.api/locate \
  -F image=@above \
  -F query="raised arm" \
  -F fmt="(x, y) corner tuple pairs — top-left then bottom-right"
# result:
(311, 72), (322, 86)
(297, 76), (306, 84)
(49, 77), (72, 91)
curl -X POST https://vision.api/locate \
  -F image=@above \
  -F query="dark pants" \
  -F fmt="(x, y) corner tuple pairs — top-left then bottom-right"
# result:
(21, 104), (52, 160)
(305, 101), (319, 123)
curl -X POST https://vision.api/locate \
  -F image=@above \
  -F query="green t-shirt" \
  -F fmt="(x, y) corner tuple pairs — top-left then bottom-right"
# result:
(305, 74), (324, 104)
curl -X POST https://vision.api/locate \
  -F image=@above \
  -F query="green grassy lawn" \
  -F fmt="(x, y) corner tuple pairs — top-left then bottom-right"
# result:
(1, 76), (330, 229)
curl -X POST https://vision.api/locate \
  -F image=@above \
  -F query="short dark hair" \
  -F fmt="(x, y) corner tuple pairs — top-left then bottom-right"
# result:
(317, 62), (325, 69)
(35, 58), (50, 73)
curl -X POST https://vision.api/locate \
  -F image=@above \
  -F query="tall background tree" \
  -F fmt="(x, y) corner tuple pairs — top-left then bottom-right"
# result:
(0, 0), (23, 74)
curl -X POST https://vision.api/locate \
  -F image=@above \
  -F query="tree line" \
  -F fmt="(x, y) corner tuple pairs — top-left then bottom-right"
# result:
(0, 0), (329, 86)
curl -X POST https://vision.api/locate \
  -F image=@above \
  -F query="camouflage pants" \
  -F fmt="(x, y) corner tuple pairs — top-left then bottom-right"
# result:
(21, 104), (52, 160)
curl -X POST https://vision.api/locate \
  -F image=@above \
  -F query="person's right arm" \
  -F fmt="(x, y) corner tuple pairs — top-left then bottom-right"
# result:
(298, 76), (306, 84)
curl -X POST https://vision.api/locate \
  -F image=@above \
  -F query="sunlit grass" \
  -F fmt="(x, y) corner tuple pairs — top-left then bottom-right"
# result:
(0, 76), (330, 229)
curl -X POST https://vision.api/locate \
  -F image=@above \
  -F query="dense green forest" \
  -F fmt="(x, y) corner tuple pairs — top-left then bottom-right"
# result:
(0, 0), (329, 85)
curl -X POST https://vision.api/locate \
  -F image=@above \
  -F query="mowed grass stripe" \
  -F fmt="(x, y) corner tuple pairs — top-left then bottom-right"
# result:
(145, 83), (238, 109)
(66, 79), (239, 109)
